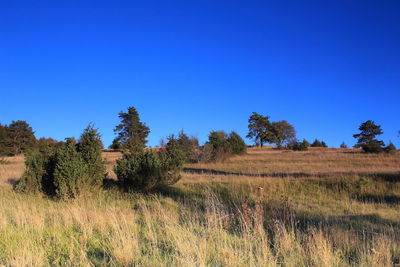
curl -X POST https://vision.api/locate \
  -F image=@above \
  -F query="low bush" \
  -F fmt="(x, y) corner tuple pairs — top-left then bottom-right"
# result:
(288, 139), (309, 151)
(114, 146), (184, 192)
(311, 139), (328, 147)
(384, 142), (396, 153)
(15, 142), (57, 195)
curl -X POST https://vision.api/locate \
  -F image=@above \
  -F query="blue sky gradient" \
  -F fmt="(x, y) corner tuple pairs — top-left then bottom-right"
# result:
(1, 0), (399, 147)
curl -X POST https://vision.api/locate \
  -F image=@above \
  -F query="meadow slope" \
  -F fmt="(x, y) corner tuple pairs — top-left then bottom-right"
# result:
(0, 148), (399, 266)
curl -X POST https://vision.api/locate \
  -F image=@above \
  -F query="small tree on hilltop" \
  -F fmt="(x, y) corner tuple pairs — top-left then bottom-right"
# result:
(340, 142), (348, 148)
(247, 112), (273, 147)
(6, 120), (36, 155)
(270, 120), (296, 148)
(112, 107), (150, 152)
(353, 120), (385, 153)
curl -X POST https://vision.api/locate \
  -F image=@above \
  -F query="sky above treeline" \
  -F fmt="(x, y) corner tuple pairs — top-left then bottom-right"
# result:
(1, 0), (399, 147)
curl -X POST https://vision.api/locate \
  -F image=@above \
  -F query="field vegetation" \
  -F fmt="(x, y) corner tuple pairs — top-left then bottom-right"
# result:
(0, 147), (399, 266)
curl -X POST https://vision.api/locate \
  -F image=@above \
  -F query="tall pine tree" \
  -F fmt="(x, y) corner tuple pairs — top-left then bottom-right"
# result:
(112, 107), (150, 151)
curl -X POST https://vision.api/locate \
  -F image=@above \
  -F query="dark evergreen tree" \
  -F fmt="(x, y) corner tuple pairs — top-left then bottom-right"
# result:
(77, 124), (106, 188)
(340, 142), (348, 148)
(53, 138), (89, 200)
(112, 107), (150, 151)
(353, 120), (385, 153)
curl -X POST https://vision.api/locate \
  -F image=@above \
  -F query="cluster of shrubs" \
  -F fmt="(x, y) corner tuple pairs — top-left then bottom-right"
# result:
(310, 139), (328, 148)
(162, 130), (247, 163)
(16, 125), (106, 200)
(287, 139), (310, 151)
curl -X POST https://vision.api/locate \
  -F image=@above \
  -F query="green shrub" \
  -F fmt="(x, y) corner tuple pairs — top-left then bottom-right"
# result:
(165, 131), (201, 163)
(53, 138), (89, 200)
(361, 140), (384, 153)
(288, 139), (309, 151)
(227, 131), (247, 155)
(15, 143), (57, 195)
(205, 130), (247, 162)
(384, 142), (396, 153)
(16, 125), (106, 200)
(340, 142), (348, 148)
(114, 147), (184, 192)
(311, 139), (327, 147)
(77, 124), (106, 187)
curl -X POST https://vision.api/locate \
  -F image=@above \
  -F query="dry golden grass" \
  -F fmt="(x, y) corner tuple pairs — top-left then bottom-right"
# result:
(0, 147), (399, 266)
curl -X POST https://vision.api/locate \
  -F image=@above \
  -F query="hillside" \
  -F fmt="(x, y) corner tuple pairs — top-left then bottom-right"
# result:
(0, 147), (399, 266)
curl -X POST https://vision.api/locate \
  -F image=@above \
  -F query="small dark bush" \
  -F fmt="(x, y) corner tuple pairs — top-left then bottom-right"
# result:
(361, 140), (385, 153)
(384, 142), (396, 153)
(114, 146), (184, 192)
(340, 142), (348, 148)
(311, 139), (327, 147)
(288, 139), (309, 151)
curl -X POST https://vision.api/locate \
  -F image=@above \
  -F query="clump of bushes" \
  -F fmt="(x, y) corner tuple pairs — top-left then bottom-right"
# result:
(384, 142), (397, 153)
(163, 130), (247, 163)
(310, 139), (328, 148)
(166, 131), (202, 163)
(205, 130), (247, 162)
(114, 144), (184, 192)
(16, 125), (106, 200)
(288, 139), (310, 151)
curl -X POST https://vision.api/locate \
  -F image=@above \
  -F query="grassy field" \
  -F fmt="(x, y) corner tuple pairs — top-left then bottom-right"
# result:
(0, 148), (399, 266)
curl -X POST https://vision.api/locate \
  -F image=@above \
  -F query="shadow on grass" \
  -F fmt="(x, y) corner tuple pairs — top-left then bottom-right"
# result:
(183, 167), (400, 181)
(6, 178), (19, 188)
(355, 194), (400, 205)
(155, 182), (400, 237)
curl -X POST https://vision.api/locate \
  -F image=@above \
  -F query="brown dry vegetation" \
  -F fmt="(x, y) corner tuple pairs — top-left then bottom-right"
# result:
(0, 147), (399, 266)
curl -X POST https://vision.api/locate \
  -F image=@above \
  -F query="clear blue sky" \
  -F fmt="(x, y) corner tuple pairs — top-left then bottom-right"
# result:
(1, 0), (399, 148)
